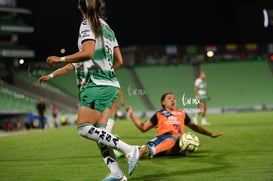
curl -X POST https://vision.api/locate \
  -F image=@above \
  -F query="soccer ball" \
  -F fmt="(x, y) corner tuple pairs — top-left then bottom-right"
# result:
(179, 132), (200, 152)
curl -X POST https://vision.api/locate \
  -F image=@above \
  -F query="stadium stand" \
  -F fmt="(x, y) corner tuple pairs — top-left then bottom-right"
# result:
(13, 72), (78, 111)
(2, 60), (272, 114)
(0, 85), (35, 112)
(14, 70), (66, 95)
(115, 67), (146, 112)
(40, 68), (79, 99)
(134, 64), (195, 110)
(200, 61), (273, 111)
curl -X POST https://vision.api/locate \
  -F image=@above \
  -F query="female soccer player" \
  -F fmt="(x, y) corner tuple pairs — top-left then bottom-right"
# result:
(43, 0), (139, 180)
(38, 61), (128, 180)
(126, 92), (224, 158)
(193, 71), (210, 125)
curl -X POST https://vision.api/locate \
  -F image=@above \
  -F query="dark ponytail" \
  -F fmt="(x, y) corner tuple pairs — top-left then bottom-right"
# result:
(79, 0), (87, 14)
(79, 0), (106, 37)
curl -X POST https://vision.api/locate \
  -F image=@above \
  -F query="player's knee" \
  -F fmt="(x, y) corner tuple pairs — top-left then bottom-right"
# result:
(78, 126), (88, 137)
(77, 124), (95, 137)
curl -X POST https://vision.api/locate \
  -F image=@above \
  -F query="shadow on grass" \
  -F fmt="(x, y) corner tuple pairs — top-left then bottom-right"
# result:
(130, 153), (230, 181)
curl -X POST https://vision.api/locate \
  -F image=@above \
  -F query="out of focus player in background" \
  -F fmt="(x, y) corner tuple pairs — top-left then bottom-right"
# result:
(106, 87), (125, 133)
(193, 71), (210, 125)
(107, 87), (126, 158)
(36, 97), (46, 130)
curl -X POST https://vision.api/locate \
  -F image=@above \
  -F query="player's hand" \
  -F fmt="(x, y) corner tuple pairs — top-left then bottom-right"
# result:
(38, 75), (50, 84)
(125, 105), (133, 117)
(120, 101), (125, 107)
(210, 131), (224, 138)
(46, 56), (61, 66)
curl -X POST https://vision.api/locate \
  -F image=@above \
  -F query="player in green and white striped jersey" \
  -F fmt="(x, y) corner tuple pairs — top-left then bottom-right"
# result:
(44, 0), (139, 180)
(193, 71), (211, 125)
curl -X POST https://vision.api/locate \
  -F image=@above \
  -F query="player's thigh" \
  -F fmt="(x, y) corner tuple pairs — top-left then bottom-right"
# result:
(110, 100), (118, 115)
(77, 106), (101, 125)
(199, 102), (206, 112)
(80, 86), (118, 112)
(97, 108), (111, 125)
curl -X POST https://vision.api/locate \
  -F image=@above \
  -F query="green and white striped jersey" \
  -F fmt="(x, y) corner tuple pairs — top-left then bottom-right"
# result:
(72, 60), (92, 89)
(78, 18), (120, 88)
(195, 78), (207, 96)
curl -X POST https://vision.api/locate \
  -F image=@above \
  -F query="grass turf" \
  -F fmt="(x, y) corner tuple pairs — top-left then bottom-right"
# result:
(0, 111), (273, 181)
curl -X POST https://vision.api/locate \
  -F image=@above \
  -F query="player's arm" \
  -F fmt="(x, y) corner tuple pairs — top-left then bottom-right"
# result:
(185, 114), (224, 138)
(119, 87), (125, 107)
(46, 40), (95, 66)
(206, 90), (211, 100)
(113, 46), (123, 70)
(126, 105), (153, 132)
(187, 122), (224, 138)
(194, 80), (200, 99)
(38, 63), (74, 84)
(194, 86), (199, 98)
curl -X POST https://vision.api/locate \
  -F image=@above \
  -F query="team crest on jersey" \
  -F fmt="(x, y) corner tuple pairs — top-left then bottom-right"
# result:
(164, 115), (180, 125)
(168, 115), (177, 121)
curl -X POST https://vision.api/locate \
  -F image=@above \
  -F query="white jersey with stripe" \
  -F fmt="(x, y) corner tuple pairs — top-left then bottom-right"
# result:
(78, 18), (120, 88)
(72, 61), (92, 89)
(195, 78), (207, 96)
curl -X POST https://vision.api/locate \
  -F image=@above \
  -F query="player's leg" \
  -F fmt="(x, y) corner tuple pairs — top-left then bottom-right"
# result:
(107, 100), (125, 158)
(193, 96), (200, 124)
(140, 134), (177, 158)
(77, 108), (139, 175)
(97, 138), (127, 181)
(107, 100), (118, 133)
(193, 105), (199, 124)
(200, 102), (209, 125)
(77, 86), (139, 175)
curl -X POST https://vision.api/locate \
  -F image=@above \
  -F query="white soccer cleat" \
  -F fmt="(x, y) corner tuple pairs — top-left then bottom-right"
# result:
(126, 146), (140, 175)
(201, 121), (210, 126)
(201, 118), (210, 125)
(102, 174), (127, 181)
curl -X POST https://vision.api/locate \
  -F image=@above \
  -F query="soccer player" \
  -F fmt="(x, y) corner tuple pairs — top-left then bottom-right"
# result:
(50, 102), (58, 128)
(193, 71), (211, 125)
(38, 62), (91, 94)
(106, 87), (125, 133)
(41, 0), (139, 180)
(126, 92), (224, 158)
(107, 87), (126, 158)
(36, 97), (46, 130)
(38, 62), (127, 176)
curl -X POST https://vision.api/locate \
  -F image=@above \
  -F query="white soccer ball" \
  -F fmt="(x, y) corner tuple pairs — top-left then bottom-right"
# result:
(179, 132), (200, 152)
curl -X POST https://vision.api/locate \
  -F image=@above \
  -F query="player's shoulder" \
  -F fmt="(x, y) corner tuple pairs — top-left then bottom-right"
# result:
(195, 77), (202, 82)
(195, 78), (202, 84)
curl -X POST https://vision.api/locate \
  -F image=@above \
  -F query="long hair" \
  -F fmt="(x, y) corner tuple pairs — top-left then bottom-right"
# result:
(79, 0), (106, 37)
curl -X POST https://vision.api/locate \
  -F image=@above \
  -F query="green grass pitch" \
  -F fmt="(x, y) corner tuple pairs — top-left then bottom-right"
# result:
(0, 111), (273, 181)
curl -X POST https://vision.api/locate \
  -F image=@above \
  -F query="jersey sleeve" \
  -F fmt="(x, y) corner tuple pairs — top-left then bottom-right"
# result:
(72, 63), (81, 69)
(79, 19), (95, 44)
(149, 112), (159, 126)
(113, 38), (119, 48)
(195, 78), (201, 87)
